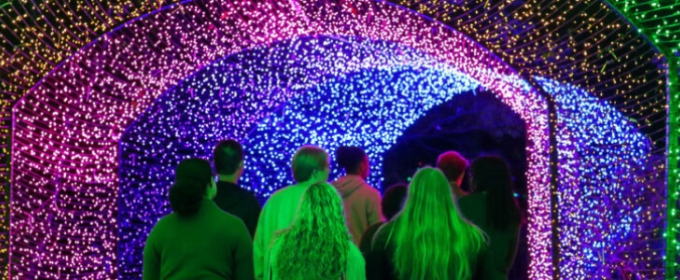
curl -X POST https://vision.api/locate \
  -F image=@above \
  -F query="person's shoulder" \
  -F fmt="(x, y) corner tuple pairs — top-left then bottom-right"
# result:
(360, 182), (381, 197)
(270, 184), (304, 199)
(458, 193), (484, 206)
(147, 213), (176, 240)
(262, 185), (299, 210)
(213, 206), (240, 221)
(215, 210), (249, 232)
(373, 221), (395, 243)
(154, 213), (177, 226)
(348, 241), (364, 261)
(235, 186), (260, 203)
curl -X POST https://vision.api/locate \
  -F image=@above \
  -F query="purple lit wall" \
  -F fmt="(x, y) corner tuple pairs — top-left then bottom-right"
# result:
(6, 0), (661, 279)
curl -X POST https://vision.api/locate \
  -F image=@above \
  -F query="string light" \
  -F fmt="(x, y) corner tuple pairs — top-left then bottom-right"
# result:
(118, 37), (483, 277)
(536, 77), (661, 279)
(8, 0), (552, 278)
(0, 0), (671, 279)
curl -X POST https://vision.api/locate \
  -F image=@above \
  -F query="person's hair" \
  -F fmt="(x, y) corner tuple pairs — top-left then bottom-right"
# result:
(273, 182), (351, 279)
(213, 139), (244, 175)
(470, 155), (523, 230)
(436, 151), (469, 182)
(169, 158), (213, 217)
(291, 146), (329, 182)
(335, 146), (366, 174)
(382, 183), (408, 220)
(389, 167), (486, 280)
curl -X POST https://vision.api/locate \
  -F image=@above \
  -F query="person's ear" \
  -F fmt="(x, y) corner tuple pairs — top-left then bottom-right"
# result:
(237, 160), (245, 174)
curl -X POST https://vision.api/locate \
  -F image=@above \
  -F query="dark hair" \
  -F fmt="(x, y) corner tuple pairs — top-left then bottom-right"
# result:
(214, 139), (244, 175)
(470, 155), (522, 230)
(382, 183), (408, 220)
(436, 151), (469, 182)
(335, 146), (366, 174)
(292, 146), (329, 182)
(169, 158), (213, 217)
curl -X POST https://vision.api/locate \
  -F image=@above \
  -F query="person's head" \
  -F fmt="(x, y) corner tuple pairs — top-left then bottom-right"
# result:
(335, 146), (370, 179)
(436, 151), (469, 187)
(391, 167), (486, 280)
(274, 182), (351, 279)
(382, 183), (408, 220)
(169, 158), (216, 217)
(213, 139), (244, 178)
(470, 155), (523, 229)
(292, 146), (330, 184)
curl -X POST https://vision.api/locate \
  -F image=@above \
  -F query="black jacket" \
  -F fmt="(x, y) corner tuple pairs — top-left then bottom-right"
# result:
(213, 181), (261, 237)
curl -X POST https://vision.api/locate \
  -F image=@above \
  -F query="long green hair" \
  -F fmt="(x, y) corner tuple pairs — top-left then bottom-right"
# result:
(390, 167), (486, 280)
(273, 182), (351, 279)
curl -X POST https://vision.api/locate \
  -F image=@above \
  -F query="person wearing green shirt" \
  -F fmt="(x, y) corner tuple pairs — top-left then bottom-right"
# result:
(143, 158), (254, 280)
(269, 182), (365, 279)
(253, 145), (330, 280)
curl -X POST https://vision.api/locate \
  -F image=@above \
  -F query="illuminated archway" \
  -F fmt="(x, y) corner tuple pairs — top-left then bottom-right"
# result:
(8, 0), (662, 278)
(10, 1), (551, 278)
(117, 37), (489, 275)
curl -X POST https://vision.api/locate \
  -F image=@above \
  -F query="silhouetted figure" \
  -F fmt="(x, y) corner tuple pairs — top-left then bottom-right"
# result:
(332, 146), (384, 245)
(366, 167), (487, 280)
(268, 182), (366, 279)
(213, 139), (261, 237)
(459, 156), (523, 280)
(143, 158), (253, 280)
(254, 146), (330, 280)
(359, 183), (408, 254)
(436, 151), (469, 199)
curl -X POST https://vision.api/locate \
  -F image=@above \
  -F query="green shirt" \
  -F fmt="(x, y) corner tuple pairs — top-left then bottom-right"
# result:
(143, 199), (254, 280)
(253, 184), (309, 280)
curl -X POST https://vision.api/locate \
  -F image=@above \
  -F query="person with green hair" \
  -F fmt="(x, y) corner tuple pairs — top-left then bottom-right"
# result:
(253, 145), (332, 280)
(366, 167), (487, 280)
(268, 182), (365, 279)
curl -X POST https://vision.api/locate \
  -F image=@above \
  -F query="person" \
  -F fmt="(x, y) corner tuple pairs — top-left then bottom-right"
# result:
(359, 183), (408, 254)
(268, 182), (366, 279)
(143, 158), (253, 280)
(436, 151), (470, 199)
(213, 139), (261, 237)
(366, 167), (487, 280)
(331, 146), (384, 245)
(458, 156), (523, 280)
(253, 145), (331, 280)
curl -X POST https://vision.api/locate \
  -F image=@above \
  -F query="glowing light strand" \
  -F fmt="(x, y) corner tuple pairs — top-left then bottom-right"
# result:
(9, 0), (551, 278)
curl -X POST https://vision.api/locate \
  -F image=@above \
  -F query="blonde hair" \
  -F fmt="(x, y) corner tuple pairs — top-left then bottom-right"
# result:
(273, 183), (351, 279)
(389, 167), (486, 280)
(291, 146), (329, 182)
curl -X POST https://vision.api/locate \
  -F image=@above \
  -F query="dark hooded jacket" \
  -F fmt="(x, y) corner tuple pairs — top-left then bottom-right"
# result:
(213, 181), (261, 237)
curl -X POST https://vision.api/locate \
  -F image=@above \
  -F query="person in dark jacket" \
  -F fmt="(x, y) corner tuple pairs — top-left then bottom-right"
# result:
(458, 156), (523, 280)
(143, 158), (253, 280)
(366, 167), (487, 280)
(359, 183), (407, 254)
(213, 139), (261, 237)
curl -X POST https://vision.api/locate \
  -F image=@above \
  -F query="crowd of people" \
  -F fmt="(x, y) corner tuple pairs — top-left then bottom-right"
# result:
(143, 140), (524, 280)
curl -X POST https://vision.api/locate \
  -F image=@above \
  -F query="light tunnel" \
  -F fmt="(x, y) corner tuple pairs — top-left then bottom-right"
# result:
(6, 0), (659, 279)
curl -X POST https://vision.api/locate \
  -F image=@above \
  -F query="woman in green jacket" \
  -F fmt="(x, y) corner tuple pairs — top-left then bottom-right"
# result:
(143, 158), (254, 280)
(269, 182), (365, 280)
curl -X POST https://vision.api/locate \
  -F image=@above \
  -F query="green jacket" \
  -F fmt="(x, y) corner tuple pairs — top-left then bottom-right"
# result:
(143, 199), (254, 280)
